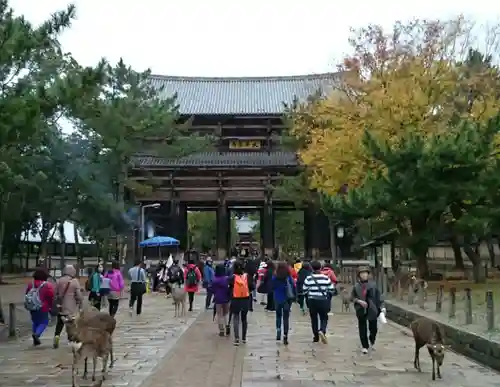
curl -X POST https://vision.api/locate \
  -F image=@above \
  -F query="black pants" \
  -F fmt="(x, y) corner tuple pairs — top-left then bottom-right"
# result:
(205, 289), (213, 309)
(358, 315), (378, 349)
(248, 296), (253, 312)
(308, 298), (330, 338)
(89, 291), (102, 310)
(188, 292), (195, 311)
(54, 314), (66, 337)
(129, 282), (145, 315)
(231, 298), (249, 340)
(109, 299), (119, 316)
(297, 294), (306, 310)
(266, 292), (275, 311)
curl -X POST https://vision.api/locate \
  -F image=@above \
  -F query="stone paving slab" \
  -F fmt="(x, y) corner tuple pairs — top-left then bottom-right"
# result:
(0, 292), (203, 387)
(241, 302), (500, 387)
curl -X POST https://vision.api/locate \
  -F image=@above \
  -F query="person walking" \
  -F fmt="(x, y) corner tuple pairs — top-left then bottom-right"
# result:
(351, 266), (385, 354)
(296, 262), (312, 315)
(256, 261), (267, 305)
(303, 261), (335, 344)
(184, 259), (202, 311)
(203, 258), (215, 309)
(272, 261), (296, 345)
(53, 265), (83, 348)
(88, 263), (104, 310)
(24, 268), (55, 346)
(105, 261), (125, 316)
(211, 264), (231, 336)
(128, 259), (147, 316)
(262, 260), (275, 311)
(229, 260), (254, 346)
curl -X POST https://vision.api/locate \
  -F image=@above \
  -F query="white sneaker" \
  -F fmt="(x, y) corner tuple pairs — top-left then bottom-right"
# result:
(129, 307), (133, 316)
(361, 348), (368, 354)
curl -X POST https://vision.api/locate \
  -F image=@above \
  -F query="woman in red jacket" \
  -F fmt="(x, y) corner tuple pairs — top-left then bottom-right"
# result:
(25, 268), (55, 346)
(184, 259), (202, 311)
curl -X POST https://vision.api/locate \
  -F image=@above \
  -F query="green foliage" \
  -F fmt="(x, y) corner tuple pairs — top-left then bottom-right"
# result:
(0, 1), (210, 271)
(187, 212), (238, 252)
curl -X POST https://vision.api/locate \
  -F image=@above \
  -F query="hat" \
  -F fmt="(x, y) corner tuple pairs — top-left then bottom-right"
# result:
(357, 266), (371, 274)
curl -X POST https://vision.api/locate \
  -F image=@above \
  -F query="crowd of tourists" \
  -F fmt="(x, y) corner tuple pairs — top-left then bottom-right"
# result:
(22, 254), (385, 354)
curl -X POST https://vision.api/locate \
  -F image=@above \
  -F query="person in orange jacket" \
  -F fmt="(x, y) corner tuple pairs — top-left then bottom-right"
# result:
(321, 262), (337, 284)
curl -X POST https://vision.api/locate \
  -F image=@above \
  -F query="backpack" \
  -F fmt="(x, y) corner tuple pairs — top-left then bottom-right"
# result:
(24, 281), (47, 311)
(169, 266), (183, 282)
(186, 267), (197, 286)
(233, 274), (249, 298)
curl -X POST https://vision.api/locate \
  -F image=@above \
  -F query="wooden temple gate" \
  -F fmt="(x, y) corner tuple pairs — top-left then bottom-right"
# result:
(130, 74), (340, 260)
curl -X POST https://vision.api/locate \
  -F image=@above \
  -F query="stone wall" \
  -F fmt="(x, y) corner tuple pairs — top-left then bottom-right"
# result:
(385, 300), (500, 371)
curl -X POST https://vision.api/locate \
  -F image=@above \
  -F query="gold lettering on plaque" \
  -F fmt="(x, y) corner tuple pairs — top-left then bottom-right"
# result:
(229, 140), (261, 149)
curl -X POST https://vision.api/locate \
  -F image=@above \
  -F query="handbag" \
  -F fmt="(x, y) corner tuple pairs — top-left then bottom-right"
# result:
(136, 267), (147, 294)
(285, 277), (295, 301)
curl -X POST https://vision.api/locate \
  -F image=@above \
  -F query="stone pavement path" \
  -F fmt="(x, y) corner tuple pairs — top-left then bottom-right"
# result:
(2, 295), (500, 387)
(240, 303), (500, 387)
(0, 292), (203, 387)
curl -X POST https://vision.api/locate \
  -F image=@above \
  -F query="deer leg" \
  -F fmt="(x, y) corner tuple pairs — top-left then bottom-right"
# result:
(108, 336), (114, 368)
(431, 356), (436, 380)
(72, 352), (80, 387)
(82, 357), (88, 379)
(414, 346), (420, 371)
(92, 356), (97, 381)
(101, 354), (109, 380)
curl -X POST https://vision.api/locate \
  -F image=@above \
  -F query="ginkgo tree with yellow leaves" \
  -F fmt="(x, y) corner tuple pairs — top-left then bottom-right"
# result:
(291, 16), (500, 194)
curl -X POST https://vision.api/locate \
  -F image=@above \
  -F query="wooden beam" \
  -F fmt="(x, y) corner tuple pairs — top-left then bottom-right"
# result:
(130, 175), (281, 181)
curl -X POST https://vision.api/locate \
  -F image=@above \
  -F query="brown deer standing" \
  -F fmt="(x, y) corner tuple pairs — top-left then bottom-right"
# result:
(411, 317), (446, 380)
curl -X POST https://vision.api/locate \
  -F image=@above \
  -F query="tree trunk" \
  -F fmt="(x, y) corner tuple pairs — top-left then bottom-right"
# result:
(485, 237), (496, 268)
(0, 220), (5, 284)
(407, 242), (430, 279)
(463, 240), (485, 283)
(59, 222), (66, 272)
(449, 235), (465, 270)
(73, 224), (83, 277)
(328, 217), (337, 262)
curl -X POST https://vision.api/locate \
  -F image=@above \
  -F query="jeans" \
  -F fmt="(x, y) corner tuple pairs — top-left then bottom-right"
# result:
(358, 315), (378, 349)
(308, 298), (330, 338)
(30, 310), (49, 337)
(275, 301), (291, 337)
(129, 282), (145, 315)
(205, 289), (213, 309)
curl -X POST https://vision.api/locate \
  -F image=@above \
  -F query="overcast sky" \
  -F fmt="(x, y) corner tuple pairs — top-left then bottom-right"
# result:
(9, 0), (500, 77)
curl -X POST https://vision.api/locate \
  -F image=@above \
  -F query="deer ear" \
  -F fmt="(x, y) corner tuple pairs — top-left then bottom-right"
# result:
(426, 343), (435, 350)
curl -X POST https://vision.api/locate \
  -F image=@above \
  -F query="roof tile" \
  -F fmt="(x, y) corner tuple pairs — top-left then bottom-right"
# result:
(148, 73), (340, 115)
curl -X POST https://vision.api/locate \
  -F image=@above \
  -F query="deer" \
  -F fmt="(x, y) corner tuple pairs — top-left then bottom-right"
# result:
(411, 317), (446, 380)
(63, 306), (116, 384)
(338, 285), (351, 312)
(169, 281), (186, 317)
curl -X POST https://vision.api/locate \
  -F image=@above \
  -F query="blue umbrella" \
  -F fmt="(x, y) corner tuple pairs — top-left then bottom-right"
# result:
(139, 236), (180, 247)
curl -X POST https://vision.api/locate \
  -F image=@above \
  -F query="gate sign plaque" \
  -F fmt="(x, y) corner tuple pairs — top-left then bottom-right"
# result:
(229, 140), (261, 149)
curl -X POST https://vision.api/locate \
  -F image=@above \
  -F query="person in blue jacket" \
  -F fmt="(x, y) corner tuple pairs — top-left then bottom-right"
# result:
(272, 261), (296, 345)
(203, 258), (215, 309)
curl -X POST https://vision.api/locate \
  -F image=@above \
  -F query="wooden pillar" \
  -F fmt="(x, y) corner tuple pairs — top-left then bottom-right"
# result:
(261, 200), (275, 258)
(304, 205), (331, 259)
(217, 195), (229, 260)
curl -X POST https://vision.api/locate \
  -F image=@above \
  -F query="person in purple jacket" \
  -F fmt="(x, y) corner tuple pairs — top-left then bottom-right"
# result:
(104, 261), (125, 316)
(211, 264), (231, 336)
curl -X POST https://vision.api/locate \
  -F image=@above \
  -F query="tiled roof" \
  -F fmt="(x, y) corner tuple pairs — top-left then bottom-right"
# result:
(148, 73), (340, 115)
(133, 151), (298, 168)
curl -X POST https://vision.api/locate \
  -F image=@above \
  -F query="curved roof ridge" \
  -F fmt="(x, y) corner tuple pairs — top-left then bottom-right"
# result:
(149, 72), (340, 83)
